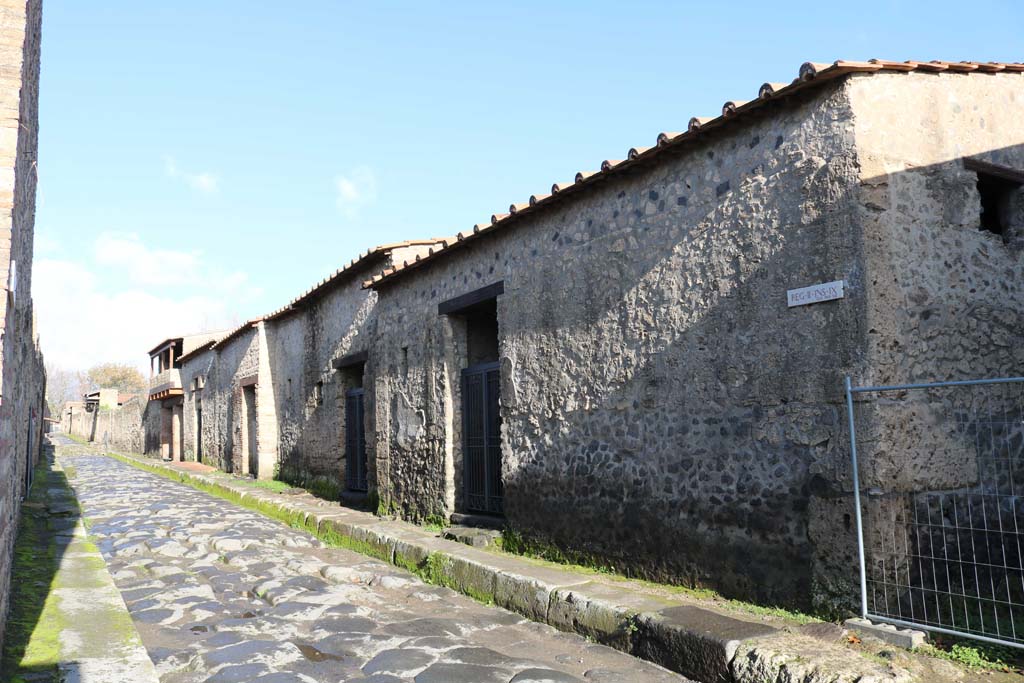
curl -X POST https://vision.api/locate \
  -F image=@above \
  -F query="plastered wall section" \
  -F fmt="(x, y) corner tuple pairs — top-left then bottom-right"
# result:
(805, 71), (1024, 609)
(849, 71), (1024, 489)
(0, 0), (42, 653)
(370, 80), (869, 608)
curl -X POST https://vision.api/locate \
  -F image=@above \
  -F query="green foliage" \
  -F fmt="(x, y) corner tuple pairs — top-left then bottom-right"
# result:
(245, 479), (294, 493)
(421, 513), (449, 533)
(500, 526), (617, 574)
(375, 496), (399, 518)
(920, 641), (1017, 672)
(275, 465), (342, 502)
(84, 362), (146, 394)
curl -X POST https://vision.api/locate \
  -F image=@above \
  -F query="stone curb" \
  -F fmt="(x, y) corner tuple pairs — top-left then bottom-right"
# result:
(104, 449), (910, 683)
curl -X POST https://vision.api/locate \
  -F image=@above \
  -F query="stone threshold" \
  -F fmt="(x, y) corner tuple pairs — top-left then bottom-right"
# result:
(105, 449), (922, 683)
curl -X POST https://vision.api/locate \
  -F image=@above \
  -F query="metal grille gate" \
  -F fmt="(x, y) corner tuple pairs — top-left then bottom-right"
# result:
(462, 361), (502, 515)
(345, 388), (367, 492)
(846, 375), (1024, 648)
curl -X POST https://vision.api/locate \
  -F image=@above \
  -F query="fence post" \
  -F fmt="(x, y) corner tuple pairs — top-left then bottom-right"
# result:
(845, 376), (869, 619)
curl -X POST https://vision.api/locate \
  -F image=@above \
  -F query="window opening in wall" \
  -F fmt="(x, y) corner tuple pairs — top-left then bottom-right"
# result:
(313, 380), (324, 406)
(401, 346), (409, 377)
(965, 159), (1024, 243)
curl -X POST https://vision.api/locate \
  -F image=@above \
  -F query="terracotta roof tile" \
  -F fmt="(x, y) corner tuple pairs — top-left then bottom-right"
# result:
(363, 58), (1024, 288)
(757, 82), (792, 97)
(721, 100), (749, 116)
(688, 116), (714, 131)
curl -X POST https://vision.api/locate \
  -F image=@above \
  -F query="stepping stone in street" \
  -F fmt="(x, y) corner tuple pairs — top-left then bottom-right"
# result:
(363, 648), (437, 677)
(414, 662), (510, 683)
(511, 668), (586, 683)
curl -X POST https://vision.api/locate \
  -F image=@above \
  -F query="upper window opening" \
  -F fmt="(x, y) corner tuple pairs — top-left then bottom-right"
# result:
(965, 159), (1024, 242)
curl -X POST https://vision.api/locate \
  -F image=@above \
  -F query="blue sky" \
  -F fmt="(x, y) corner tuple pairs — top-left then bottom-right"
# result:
(33, 1), (1024, 370)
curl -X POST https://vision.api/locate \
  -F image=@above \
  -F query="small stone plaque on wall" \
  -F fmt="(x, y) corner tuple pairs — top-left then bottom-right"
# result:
(787, 279), (844, 308)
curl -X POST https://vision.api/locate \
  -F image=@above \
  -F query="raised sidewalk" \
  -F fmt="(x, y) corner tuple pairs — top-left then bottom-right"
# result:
(106, 448), (939, 683)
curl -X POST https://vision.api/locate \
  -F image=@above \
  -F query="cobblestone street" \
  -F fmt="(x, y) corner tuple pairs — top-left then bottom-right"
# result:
(56, 439), (686, 683)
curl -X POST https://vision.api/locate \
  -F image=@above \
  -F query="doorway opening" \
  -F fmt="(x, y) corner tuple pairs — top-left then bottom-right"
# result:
(460, 299), (502, 515)
(242, 384), (258, 476)
(342, 362), (367, 492)
(195, 397), (203, 463)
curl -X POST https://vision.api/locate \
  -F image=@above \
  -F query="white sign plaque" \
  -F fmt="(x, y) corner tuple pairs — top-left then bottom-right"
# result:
(787, 279), (844, 308)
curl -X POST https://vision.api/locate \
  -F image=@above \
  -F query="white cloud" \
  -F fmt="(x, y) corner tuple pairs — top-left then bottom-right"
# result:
(163, 155), (220, 195)
(187, 172), (219, 194)
(334, 166), (377, 218)
(33, 232), (261, 374)
(93, 232), (200, 287)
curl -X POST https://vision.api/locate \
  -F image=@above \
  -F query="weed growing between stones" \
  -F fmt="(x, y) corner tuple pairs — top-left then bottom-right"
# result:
(919, 638), (1022, 674)
(276, 465), (343, 502)
(421, 514), (449, 533)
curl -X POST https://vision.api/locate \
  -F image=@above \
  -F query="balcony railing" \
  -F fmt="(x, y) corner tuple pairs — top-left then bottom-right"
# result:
(149, 368), (182, 399)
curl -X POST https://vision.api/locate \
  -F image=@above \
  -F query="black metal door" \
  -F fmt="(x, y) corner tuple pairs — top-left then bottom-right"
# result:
(345, 388), (367, 491)
(462, 361), (502, 515)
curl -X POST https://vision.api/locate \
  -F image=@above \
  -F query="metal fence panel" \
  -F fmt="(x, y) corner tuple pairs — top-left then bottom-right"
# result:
(847, 375), (1024, 648)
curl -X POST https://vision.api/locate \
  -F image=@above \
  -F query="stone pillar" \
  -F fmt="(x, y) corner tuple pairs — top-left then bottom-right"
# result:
(160, 405), (172, 460)
(172, 404), (183, 462)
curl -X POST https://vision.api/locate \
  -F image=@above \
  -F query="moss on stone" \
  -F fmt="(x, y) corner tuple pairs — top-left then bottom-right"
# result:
(1, 462), (66, 679)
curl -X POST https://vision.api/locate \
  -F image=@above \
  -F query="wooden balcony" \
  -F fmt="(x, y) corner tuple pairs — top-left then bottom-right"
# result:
(149, 368), (183, 400)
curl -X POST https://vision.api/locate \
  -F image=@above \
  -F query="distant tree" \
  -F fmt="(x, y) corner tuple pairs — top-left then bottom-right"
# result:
(84, 363), (146, 394)
(44, 362), (85, 412)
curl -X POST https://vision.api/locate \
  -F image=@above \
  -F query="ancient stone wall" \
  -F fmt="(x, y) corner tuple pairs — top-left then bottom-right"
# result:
(180, 348), (215, 464)
(0, 0), (43, 653)
(265, 249), (430, 491)
(369, 80), (869, 607)
(204, 328), (261, 474)
(63, 398), (144, 453)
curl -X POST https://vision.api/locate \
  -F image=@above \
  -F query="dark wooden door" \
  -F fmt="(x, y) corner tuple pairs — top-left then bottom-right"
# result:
(345, 388), (367, 491)
(462, 362), (502, 515)
(196, 401), (203, 463)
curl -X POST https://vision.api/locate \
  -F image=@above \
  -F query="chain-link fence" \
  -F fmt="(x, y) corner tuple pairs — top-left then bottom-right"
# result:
(846, 376), (1024, 648)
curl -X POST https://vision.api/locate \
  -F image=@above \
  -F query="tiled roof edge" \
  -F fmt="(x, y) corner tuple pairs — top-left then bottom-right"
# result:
(362, 59), (1024, 289)
(184, 240), (447, 355)
(262, 238), (448, 322)
(210, 317), (265, 350)
(175, 340), (217, 365)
